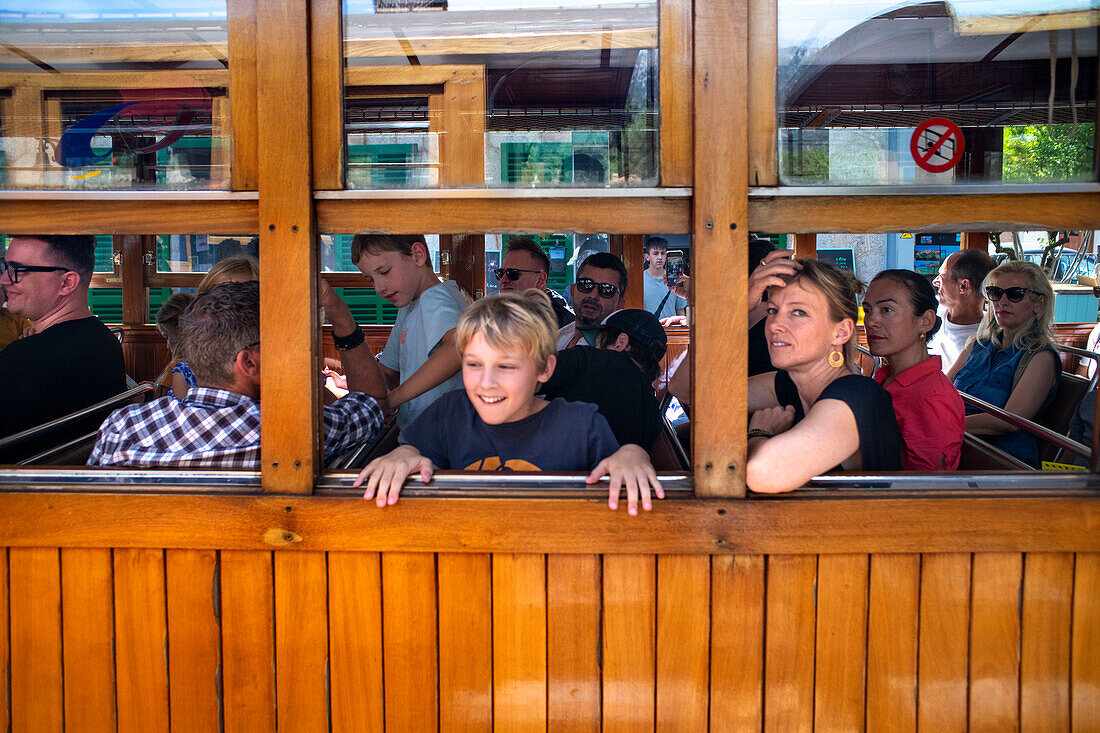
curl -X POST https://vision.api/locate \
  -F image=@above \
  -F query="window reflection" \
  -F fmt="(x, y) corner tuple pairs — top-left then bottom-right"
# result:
(777, 1), (1097, 185)
(342, 0), (659, 188)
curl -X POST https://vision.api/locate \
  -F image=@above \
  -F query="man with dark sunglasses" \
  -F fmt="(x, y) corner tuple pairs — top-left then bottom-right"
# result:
(496, 237), (574, 328)
(929, 249), (995, 373)
(0, 235), (126, 461)
(557, 252), (627, 349)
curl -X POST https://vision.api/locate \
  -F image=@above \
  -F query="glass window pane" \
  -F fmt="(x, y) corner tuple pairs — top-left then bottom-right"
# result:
(777, 2), (1097, 185)
(0, 2), (230, 189)
(343, 0), (659, 189)
(156, 235), (259, 274)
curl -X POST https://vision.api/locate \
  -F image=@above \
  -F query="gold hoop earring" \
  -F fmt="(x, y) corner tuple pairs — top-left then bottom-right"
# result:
(828, 349), (844, 368)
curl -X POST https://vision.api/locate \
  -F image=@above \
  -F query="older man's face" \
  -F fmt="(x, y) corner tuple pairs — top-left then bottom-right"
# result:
(933, 254), (962, 313)
(571, 264), (623, 328)
(0, 237), (72, 320)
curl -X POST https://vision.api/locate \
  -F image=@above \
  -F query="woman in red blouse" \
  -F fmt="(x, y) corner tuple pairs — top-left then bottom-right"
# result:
(863, 269), (965, 470)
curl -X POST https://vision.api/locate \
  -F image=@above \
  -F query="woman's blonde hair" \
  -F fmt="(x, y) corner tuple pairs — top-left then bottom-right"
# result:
(783, 258), (865, 361)
(456, 290), (557, 372)
(197, 255), (259, 295)
(974, 259), (1056, 352)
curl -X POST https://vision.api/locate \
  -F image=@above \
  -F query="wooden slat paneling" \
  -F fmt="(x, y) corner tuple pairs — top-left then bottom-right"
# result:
(114, 548), (170, 733)
(382, 553), (439, 730)
(866, 554), (919, 733)
(166, 550), (221, 732)
(659, 0), (692, 186)
(3, 494), (1100, 555)
(656, 555), (710, 731)
(814, 554), (869, 732)
(274, 552), (329, 732)
(493, 553), (548, 732)
(968, 553), (1022, 732)
(1073, 553), (1100, 731)
(764, 554), (817, 733)
(1021, 552), (1074, 731)
(61, 548), (117, 731)
(692, 0), (749, 496)
(438, 553), (492, 732)
(257, 0), (319, 493)
(710, 555), (765, 731)
(329, 552), (385, 733)
(9, 548), (63, 733)
(547, 554), (601, 732)
(0, 550), (8, 733)
(227, 0), (258, 188)
(918, 553), (971, 733)
(221, 550), (276, 733)
(603, 554), (657, 731)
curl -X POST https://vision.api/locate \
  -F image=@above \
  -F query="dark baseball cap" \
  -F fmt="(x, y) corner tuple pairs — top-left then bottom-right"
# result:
(598, 309), (668, 364)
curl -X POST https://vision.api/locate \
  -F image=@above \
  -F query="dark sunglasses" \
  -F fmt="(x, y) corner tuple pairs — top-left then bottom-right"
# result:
(0, 259), (73, 284)
(985, 285), (1037, 303)
(493, 267), (541, 282)
(574, 278), (621, 299)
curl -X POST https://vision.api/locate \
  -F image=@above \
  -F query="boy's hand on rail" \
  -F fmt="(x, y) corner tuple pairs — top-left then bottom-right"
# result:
(748, 250), (801, 311)
(587, 444), (664, 516)
(353, 445), (433, 507)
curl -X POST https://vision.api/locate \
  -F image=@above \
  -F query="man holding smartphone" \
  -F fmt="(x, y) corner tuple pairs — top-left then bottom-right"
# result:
(643, 237), (687, 321)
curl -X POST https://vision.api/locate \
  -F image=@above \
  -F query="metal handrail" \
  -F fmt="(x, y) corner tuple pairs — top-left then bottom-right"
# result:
(0, 381), (155, 453)
(1052, 342), (1100, 390)
(960, 392), (1092, 462)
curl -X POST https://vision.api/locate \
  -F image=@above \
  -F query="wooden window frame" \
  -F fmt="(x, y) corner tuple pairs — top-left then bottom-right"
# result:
(0, 0), (1098, 490)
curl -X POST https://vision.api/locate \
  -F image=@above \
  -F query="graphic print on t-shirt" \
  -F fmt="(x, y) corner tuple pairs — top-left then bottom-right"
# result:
(464, 457), (540, 471)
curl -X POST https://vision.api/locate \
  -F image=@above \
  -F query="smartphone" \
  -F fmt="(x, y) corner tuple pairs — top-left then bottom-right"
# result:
(666, 250), (684, 287)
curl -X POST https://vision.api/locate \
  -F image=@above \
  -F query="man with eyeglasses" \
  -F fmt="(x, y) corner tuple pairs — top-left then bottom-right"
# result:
(495, 236), (574, 328)
(557, 252), (628, 350)
(929, 249), (995, 373)
(0, 235), (126, 461)
(89, 281), (387, 468)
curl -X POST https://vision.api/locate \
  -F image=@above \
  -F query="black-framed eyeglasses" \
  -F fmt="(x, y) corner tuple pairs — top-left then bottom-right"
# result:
(493, 267), (542, 282)
(985, 285), (1037, 303)
(574, 278), (621, 299)
(0, 259), (72, 284)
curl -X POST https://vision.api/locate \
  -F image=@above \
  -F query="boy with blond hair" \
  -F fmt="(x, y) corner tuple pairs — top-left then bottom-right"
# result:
(354, 290), (663, 515)
(352, 233), (469, 430)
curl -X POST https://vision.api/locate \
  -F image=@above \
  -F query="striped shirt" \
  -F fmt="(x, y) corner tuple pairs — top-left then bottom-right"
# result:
(88, 387), (384, 469)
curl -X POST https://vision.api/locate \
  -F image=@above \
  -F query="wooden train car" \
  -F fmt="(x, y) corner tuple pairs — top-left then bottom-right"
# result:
(0, 0), (1098, 729)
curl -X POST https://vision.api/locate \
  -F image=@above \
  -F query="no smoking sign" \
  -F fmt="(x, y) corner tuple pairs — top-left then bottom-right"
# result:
(910, 118), (965, 173)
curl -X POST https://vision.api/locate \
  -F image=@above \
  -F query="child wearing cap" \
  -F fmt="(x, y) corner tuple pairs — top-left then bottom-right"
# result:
(354, 290), (663, 515)
(540, 309), (667, 448)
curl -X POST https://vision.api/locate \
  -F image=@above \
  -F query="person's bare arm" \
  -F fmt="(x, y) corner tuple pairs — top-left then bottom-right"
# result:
(388, 328), (461, 408)
(965, 350), (1059, 436)
(321, 278), (389, 409)
(746, 399), (861, 493)
(945, 341), (975, 381)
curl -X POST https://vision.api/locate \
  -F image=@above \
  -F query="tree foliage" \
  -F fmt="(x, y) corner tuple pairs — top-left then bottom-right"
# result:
(1002, 124), (1095, 182)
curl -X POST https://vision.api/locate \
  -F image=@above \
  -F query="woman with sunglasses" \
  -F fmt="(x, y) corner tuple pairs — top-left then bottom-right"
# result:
(948, 260), (1060, 467)
(746, 259), (902, 493)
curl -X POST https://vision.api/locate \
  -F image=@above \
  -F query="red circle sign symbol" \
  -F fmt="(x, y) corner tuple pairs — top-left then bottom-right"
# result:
(910, 118), (965, 173)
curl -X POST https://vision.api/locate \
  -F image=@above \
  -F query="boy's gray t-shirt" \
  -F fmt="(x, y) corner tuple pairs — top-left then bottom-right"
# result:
(643, 269), (686, 319)
(380, 279), (468, 430)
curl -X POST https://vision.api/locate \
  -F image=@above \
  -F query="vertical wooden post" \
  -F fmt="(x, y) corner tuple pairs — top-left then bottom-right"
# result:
(310, 0), (345, 190)
(693, 0), (749, 496)
(963, 232), (989, 250)
(659, 0), (693, 186)
(794, 233), (817, 259)
(257, 0), (318, 494)
(621, 235), (645, 310)
(446, 234), (486, 300)
(747, 0), (778, 187)
(227, 0), (259, 190)
(441, 73), (486, 187)
(120, 235), (145, 326)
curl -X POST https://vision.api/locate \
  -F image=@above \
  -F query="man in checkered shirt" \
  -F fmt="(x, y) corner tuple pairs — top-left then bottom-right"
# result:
(89, 280), (387, 468)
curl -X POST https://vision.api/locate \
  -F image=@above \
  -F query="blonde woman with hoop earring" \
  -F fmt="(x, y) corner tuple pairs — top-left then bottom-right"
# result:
(745, 258), (902, 493)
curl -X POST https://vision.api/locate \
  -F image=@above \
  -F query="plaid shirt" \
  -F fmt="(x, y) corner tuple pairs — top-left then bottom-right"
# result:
(88, 387), (384, 469)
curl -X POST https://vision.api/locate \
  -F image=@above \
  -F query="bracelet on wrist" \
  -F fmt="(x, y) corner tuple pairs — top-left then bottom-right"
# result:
(747, 428), (773, 440)
(333, 325), (365, 351)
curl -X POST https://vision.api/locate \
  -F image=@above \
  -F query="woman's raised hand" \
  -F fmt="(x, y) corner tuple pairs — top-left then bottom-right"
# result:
(748, 250), (801, 311)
